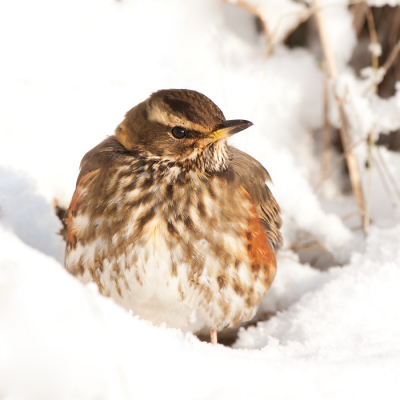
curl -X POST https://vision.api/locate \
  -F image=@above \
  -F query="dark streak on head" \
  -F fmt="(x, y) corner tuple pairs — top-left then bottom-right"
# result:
(164, 98), (193, 120)
(150, 89), (225, 129)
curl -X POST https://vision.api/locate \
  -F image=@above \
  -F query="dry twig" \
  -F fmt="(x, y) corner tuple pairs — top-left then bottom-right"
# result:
(312, 0), (366, 226)
(322, 68), (331, 177)
(223, 0), (372, 58)
(314, 137), (365, 192)
(341, 210), (361, 221)
(363, 6), (379, 232)
(352, 2), (368, 36)
(222, 0), (311, 57)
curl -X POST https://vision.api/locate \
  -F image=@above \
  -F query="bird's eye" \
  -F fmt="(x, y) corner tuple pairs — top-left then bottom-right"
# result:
(171, 126), (187, 139)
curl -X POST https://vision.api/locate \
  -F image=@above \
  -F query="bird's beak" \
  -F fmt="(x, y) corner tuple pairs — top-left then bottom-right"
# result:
(209, 120), (253, 141)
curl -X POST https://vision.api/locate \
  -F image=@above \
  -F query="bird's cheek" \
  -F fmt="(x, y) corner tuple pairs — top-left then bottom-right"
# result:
(197, 137), (214, 147)
(144, 137), (177, 157)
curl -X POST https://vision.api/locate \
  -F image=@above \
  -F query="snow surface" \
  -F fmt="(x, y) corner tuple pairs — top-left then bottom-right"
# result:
(0, 166), (64, 263)
(1, 225), (400, 400)
(229, 0), (309, 45)
(1, 0), (400, 398)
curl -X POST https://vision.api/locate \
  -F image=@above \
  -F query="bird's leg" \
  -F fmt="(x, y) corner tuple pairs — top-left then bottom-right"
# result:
(210, 328), (218, 345)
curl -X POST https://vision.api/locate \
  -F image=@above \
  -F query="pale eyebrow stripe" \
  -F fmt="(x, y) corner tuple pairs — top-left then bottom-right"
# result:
(147, 105), (208, 133)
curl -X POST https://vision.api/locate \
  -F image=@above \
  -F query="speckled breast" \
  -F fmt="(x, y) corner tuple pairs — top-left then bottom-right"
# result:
(65, 152), (276, 332)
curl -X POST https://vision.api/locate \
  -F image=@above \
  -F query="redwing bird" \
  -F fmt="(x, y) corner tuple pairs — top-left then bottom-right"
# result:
(65, 89), (282, 344)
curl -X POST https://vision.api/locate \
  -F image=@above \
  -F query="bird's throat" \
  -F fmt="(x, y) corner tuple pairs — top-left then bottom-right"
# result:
(186, 139), (229, 173)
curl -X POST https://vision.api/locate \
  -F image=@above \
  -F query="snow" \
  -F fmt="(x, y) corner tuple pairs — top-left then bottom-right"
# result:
(0, 167), (64, 263)
(1, 225), (400, 399)
(1, 0), (400, 398)
(236, 225), (400, 359)
(2, 222), (400, 399)
(307, 0), (357, 72)
(229, 0), (309, 45)
(368, 42), (383, 57)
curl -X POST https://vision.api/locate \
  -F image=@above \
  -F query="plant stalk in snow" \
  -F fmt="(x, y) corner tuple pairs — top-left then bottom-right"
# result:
(312, 0), (366, 229)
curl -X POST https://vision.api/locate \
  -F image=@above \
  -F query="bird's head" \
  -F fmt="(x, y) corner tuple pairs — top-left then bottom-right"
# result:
(115, 89), (252, 170)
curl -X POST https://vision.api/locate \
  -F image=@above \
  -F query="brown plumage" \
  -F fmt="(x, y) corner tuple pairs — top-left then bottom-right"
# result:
(65, 89), (282, 341)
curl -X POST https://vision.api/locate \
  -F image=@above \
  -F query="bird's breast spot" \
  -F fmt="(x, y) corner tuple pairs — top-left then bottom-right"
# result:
(166, 166), (181, 181)
(125, 188), (141, 201)
(73, 213), (90, 235)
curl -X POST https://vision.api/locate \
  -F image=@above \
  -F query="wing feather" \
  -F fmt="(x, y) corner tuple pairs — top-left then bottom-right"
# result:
(229, 146), (282, 251)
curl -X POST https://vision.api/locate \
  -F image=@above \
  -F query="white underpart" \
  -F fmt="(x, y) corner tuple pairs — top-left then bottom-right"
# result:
(68, 208), (258, 332)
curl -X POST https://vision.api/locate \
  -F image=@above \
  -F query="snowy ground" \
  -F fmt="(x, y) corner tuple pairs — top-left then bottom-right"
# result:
(2, 222), (400, 399)
(1, 0), (400, 399)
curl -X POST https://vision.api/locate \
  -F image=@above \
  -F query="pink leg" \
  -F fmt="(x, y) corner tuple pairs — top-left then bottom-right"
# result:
(210, 328), (218, 345)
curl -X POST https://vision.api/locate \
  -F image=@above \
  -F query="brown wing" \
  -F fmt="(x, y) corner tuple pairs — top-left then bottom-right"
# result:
(76, 136), (126, 186)
(66, 137), (126, 257)
(66, 168), (100, 262)
(229, 146), (282, 252)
